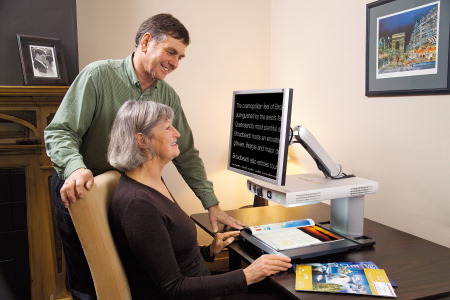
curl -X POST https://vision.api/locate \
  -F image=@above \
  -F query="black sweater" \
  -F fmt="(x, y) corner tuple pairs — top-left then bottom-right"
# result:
(109, 174), (247, 300)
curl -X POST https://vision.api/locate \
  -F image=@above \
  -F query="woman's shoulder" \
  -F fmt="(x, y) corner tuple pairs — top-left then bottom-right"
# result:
(113, 175), (167, 208)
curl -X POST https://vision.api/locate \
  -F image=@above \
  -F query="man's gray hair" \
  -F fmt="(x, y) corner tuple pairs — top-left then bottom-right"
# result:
(107, 100), (174, 171)
(135, 13), (190, 47)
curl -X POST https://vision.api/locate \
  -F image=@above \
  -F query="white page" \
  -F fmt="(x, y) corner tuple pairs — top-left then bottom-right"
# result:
(254, 227), (322, 251)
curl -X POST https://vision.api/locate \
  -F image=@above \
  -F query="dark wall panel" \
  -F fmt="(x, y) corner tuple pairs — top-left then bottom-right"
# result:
(0, 0), (79, 85)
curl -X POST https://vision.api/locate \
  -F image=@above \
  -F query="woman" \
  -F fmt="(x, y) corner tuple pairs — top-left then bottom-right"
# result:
(107, 100), (291, 300)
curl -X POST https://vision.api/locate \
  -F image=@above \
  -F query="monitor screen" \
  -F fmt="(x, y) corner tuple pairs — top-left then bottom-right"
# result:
(227, 88), (293, 186)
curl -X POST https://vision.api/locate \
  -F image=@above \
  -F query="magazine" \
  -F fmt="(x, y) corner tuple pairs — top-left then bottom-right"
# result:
(293, 262), (397, 287)
(295, 263), (397, 297)
(242, 219), (342, 251)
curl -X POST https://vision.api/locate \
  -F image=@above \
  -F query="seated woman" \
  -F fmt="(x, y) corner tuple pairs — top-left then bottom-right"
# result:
(107, 100), (292, 300)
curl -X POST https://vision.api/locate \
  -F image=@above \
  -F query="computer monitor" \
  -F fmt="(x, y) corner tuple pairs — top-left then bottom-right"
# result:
(227, 88), (293, 186)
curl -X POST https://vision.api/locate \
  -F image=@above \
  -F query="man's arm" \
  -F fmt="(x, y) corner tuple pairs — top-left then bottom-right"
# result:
(44, 69), (98, 179)
(44, 68), (98, 204)
(169, 100), (245, 230)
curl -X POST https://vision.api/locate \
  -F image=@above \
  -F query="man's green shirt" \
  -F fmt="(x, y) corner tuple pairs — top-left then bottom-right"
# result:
(44, 54), (218, 209)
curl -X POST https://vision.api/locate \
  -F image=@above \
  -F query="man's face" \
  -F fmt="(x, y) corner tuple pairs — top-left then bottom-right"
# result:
(36, 52), (45, 61)
(142, 35), (187, 81)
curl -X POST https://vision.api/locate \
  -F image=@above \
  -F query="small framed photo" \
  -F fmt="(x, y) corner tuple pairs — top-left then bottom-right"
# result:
(366, 0), (450, 96)
(16, 34), (68, 86)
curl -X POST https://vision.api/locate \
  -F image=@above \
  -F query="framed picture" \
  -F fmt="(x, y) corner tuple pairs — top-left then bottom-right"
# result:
(16, 34), (68, 86)
(366, 0), (450, 96)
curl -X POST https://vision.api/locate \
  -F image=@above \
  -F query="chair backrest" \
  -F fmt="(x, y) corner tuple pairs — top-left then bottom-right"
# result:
(68, 170), (131, 300)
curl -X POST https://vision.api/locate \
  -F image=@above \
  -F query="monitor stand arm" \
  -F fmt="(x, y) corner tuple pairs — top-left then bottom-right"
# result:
(292, 125), (364, 237)
(292, 125), (346, 179)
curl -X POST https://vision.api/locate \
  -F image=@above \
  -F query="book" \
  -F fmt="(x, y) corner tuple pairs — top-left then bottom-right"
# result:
(295, 262), (397, 297)
(242, 219), (342, 251)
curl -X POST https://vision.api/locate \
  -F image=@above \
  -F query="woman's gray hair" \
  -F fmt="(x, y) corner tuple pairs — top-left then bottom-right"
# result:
(107, 100), (174, 172)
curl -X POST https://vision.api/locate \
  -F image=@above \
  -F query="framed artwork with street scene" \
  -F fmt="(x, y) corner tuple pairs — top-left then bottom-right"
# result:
(366, 0), (450, 96)
(16, 34), (68, 86)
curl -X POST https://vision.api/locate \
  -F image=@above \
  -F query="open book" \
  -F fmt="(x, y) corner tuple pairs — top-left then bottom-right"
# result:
(242, 219), (342, 251)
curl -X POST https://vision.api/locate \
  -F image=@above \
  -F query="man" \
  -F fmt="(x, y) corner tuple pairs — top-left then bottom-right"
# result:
(45, 14), (245, 300)
(32, 48), (48, 74)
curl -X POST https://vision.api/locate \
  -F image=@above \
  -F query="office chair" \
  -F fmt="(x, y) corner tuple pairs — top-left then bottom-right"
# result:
(68, 170), (131, 300)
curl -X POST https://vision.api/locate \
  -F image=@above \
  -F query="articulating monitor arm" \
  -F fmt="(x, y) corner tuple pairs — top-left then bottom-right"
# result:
(291, 125), (353, 179)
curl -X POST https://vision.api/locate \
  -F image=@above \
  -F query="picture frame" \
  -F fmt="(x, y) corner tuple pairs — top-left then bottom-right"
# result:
(16, 34), (68, 86)
(366, 0), (450, 96)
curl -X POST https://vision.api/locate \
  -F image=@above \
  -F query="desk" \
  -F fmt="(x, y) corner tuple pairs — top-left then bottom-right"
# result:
(191, 204), (450, 299)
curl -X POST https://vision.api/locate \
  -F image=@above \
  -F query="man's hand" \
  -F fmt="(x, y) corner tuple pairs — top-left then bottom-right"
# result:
(208, 204), (246, 232)
(209, 231), (240, 256)
(60, 168), (94, 207)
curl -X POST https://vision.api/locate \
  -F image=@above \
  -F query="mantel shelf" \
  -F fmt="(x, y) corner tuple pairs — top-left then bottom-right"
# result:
(0, 86), (69, 97)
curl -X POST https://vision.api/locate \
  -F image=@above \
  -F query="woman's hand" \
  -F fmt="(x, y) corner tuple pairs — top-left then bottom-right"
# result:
(209, 231), (240, 256)
(243, 254), (292, 285)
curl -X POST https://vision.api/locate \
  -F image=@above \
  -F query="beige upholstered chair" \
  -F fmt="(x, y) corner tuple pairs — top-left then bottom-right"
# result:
(68, 170), (131, 300)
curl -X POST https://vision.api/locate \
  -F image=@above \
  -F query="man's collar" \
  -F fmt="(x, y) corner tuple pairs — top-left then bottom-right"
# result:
(125, 53), (140, 88)
(126, 53), (159, 92)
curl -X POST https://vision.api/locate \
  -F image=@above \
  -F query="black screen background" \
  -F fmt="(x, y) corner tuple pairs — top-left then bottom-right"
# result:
(229, 92), (287, 181)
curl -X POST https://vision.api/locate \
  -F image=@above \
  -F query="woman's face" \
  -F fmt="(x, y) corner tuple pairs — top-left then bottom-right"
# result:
(149, 119), (181, 162)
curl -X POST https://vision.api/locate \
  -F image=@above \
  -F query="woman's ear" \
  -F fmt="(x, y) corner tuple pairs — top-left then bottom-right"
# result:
(135, 132), (148, 149)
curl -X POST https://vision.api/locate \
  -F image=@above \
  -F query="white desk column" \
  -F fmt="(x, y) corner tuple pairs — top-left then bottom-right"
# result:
(330, 195), (365, 237)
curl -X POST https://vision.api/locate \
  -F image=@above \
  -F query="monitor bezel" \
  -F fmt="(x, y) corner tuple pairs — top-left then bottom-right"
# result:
(227, 88), (293, 186)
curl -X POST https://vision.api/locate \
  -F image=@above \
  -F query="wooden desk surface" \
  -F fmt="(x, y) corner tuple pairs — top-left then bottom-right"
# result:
(191, 204), (450, 299)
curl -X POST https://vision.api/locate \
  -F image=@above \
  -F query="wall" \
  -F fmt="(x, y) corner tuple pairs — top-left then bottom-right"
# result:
(271, 0), (450, 248)
(0, 0), (79, 85)
(76, 0), (450, 248)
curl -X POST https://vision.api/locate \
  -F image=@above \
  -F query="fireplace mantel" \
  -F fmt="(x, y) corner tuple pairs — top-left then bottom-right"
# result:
(0, 86), (68, 96)
(0, 85), (71, 300)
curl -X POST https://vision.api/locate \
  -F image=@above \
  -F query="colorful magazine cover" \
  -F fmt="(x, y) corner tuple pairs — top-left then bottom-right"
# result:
(295, 263), (397, 297)
(293, 261), (397, 287)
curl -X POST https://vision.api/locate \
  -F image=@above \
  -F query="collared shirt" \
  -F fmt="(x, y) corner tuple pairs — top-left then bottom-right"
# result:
(44, 54), (218, 209)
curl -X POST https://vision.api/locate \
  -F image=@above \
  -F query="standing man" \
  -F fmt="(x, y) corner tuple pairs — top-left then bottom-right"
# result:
(45, 14), (245, 300)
